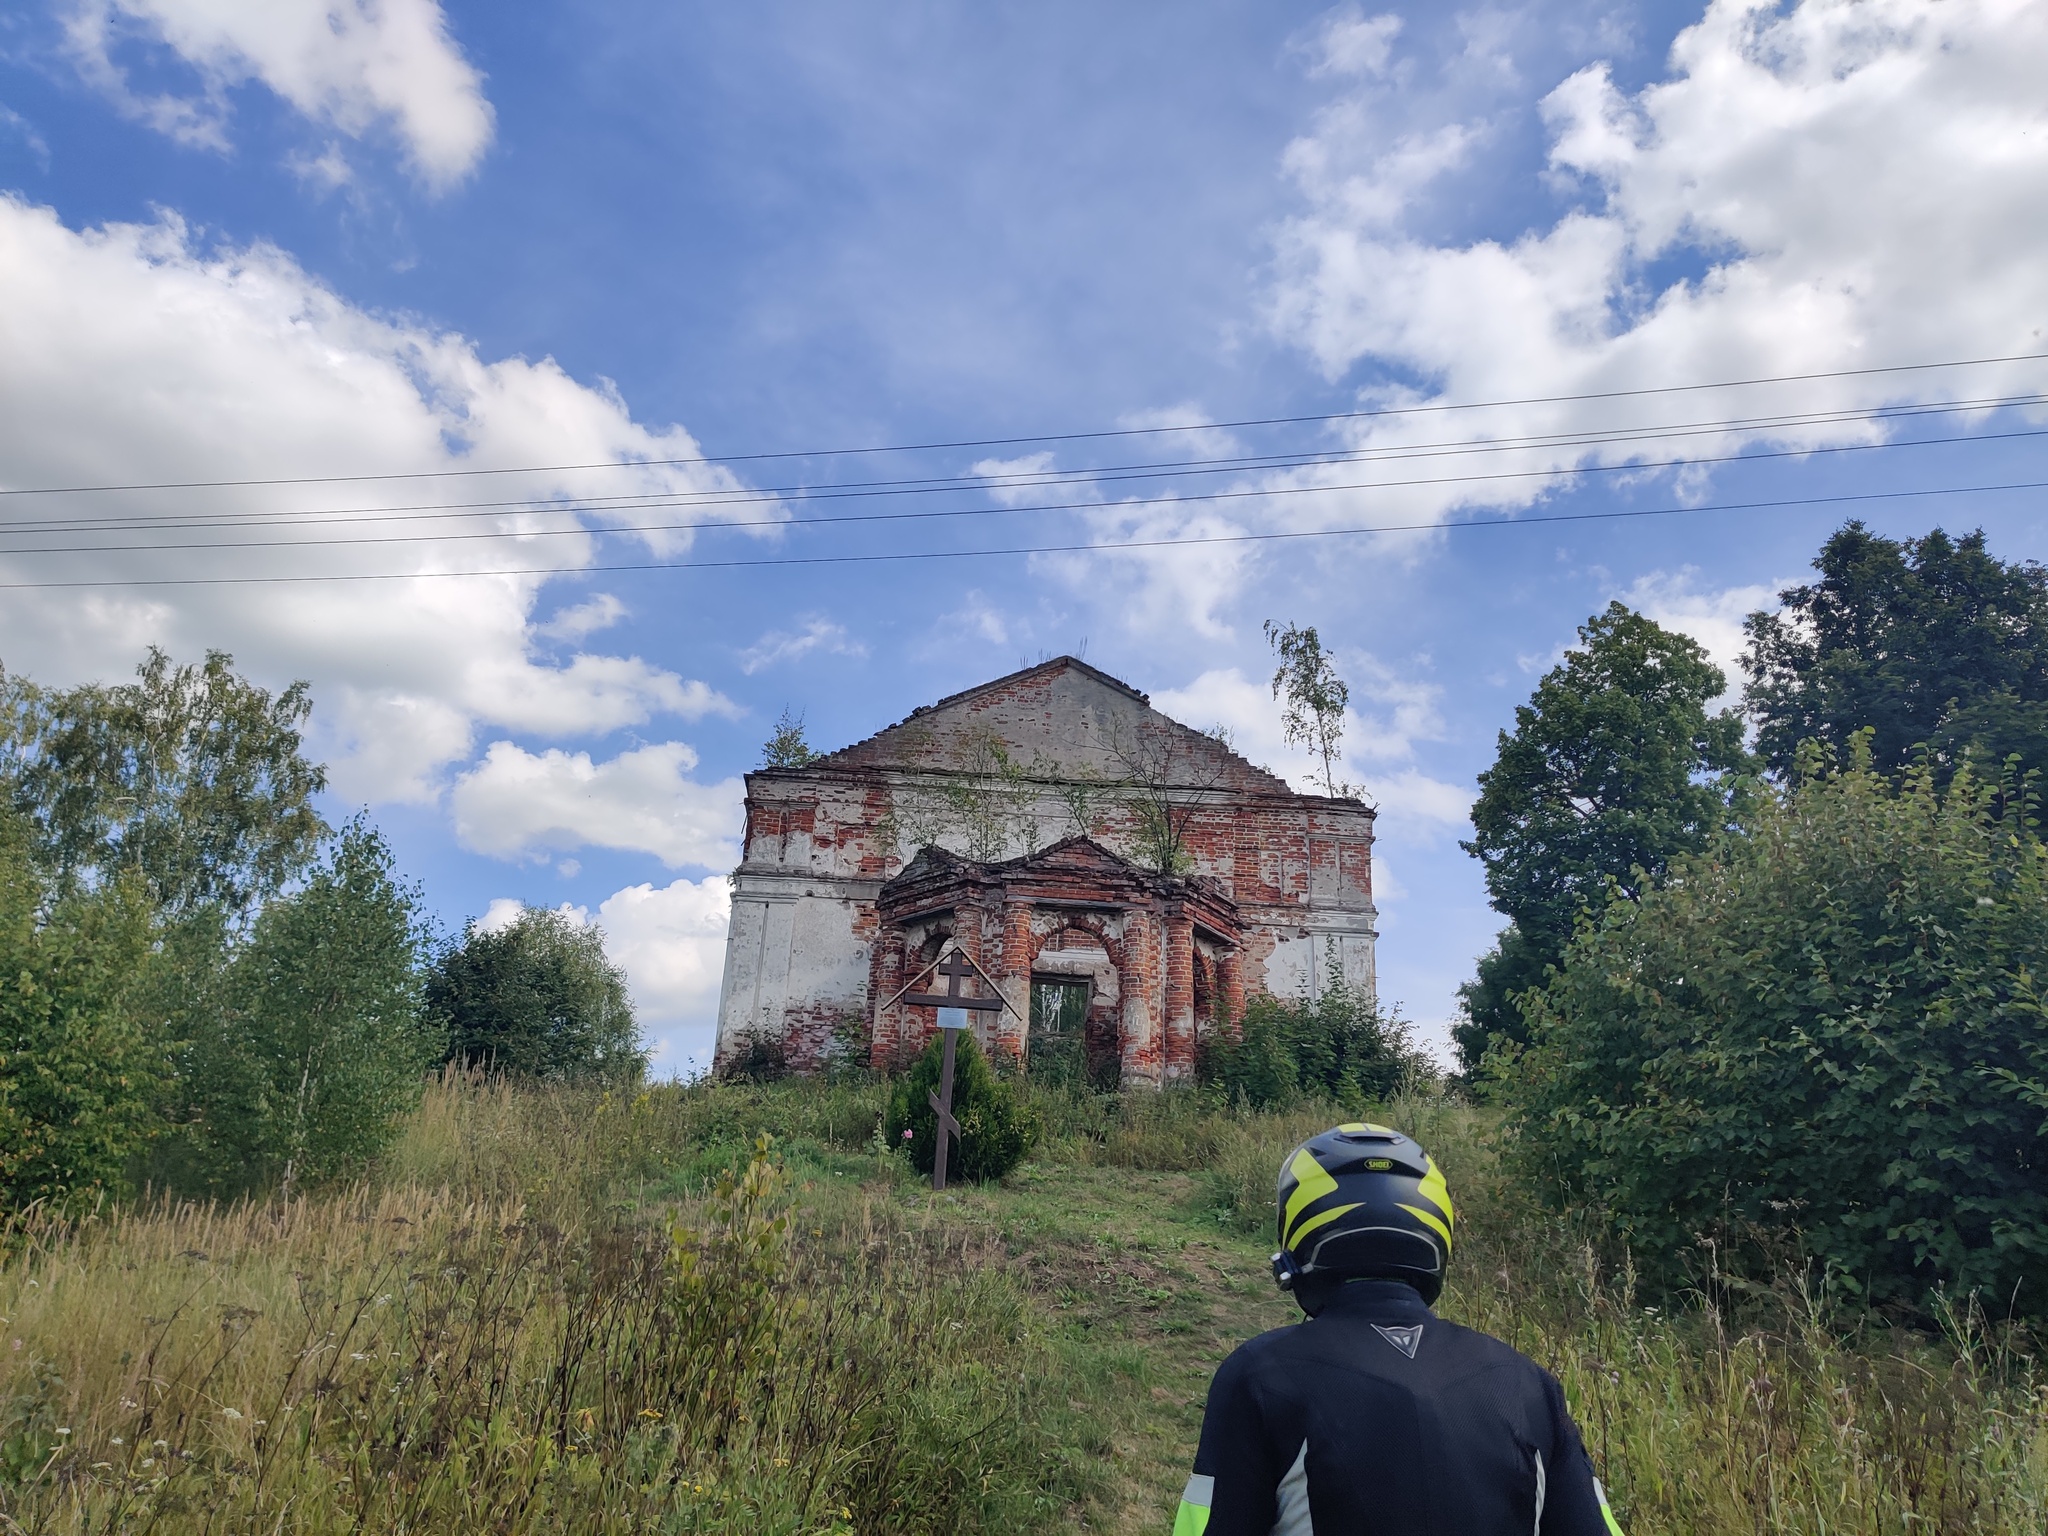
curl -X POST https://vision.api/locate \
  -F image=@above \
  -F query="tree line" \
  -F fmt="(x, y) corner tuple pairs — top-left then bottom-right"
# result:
(1463, 522), (2048, 1318)
(0, 651), (643, 1210)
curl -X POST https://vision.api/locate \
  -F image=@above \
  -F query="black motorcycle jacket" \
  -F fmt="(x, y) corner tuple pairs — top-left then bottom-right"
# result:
(1175, 1279), (1624, 1536)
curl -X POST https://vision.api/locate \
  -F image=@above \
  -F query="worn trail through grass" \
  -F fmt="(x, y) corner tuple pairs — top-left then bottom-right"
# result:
(3, 1076), (2045, 1533)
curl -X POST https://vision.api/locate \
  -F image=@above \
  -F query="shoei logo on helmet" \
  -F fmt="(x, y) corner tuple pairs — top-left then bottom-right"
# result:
(1365, 1158), (1392, 1170)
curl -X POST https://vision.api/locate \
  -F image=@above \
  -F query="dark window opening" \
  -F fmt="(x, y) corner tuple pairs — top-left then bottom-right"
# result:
(1029, 978), (1091, 1088)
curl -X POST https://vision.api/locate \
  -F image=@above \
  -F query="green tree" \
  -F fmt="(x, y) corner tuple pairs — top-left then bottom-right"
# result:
(1509, 750), (2048, 1318)
(884, 1032), (1036, 1183)
(1458, 603), (1751, 1071)
(0, 648), (327, 919)
(428, 907), (644, 1081)
(761, 708), (817, 768)
(0, 812), (162, 1209)
(1745, 522), (2048, 781)
(1265, 620), (1355, 797)
(164, 820), (438, 1196)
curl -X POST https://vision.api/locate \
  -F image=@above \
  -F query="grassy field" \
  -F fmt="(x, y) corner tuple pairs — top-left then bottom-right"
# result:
(2, 1074), (2045, 1533)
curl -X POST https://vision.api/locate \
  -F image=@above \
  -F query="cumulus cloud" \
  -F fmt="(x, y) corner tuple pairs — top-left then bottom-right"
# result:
(1267, 0), (2048, 528)
(737, 615), (866, 674)
(64, 0), (494, 190)
(450, 742), (744, 868)
(536, 593), (628, 641)
(1154, 660), (1466, 828)
(0, 196), (752, 801)
(1618, 567), (1785, 695)
(587, 876), (732, 1028)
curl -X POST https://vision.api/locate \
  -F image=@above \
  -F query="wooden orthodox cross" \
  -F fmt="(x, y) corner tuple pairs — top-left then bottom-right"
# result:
(902, 947), (1002, 1191)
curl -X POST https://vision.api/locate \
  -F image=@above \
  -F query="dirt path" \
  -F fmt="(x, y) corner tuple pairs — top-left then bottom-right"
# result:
(898, 1162), (1296, 1533)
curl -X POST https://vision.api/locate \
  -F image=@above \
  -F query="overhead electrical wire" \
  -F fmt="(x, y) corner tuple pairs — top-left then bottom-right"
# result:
(4, 422), (2047, 559)
(2, 387), (2043, 538)
(5, 348), (2048, 498)
(1, 390), (2044, 546)
(3, 474), (2045, 591)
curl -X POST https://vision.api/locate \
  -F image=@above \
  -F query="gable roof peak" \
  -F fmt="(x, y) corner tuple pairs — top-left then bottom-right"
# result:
(906, 655), (1148, 720)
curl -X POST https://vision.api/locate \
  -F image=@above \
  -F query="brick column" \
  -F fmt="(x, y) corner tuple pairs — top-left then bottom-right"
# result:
(1162, 907), (1196, 1084)
(1219, 948), (1246, 1035)
(1120, 908), (1164, 1088)
(868, 927), (908, 1068)
(996, 900), (1035, 1067)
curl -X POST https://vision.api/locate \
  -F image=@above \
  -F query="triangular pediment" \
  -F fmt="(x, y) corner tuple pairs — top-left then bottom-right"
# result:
(1003, 835), (1135, 876)
(818, 656), (1288, 793)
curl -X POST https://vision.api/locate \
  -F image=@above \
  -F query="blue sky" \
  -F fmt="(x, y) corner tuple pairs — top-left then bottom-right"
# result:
(4, 0), (2047, 1072)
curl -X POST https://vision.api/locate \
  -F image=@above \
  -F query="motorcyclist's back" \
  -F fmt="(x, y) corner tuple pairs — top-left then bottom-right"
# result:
(1173, 1123), (1623, 1536)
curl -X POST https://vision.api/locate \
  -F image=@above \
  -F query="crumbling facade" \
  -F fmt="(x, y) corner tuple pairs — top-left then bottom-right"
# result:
(712, 657), (1376, 1086)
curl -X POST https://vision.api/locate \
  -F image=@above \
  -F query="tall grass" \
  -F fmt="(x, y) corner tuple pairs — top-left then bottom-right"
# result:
(1146, 1086), (2048, 1536)
(4, 1073), (2045, 1534)
(0, 1079), (1073, 1534)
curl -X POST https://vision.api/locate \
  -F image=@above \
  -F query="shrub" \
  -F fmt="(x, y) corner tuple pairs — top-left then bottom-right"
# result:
(163, 820), (440, 1196)
(1203, 951), (1432, 1109)
(885, 1032), (1037, 1182)
(0, 812), (161, 1209)
(1509, 749), (2048, 1317)
(429, 907), (644, 1081)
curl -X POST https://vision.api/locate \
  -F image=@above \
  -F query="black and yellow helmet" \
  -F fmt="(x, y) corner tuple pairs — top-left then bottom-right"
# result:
(1271, 1123), (1455, 1304)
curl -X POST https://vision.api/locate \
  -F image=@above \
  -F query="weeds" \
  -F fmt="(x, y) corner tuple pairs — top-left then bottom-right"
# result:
(2, 1073), (2044, 1534)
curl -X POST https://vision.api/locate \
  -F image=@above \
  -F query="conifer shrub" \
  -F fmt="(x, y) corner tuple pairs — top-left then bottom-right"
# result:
(885, 1031), (1037, 1182)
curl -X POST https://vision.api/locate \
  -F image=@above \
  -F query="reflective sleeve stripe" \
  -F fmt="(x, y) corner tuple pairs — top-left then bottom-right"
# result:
(1172, 1475), (1214, 1536)
(1595, 1478), (1625, 1536)
(1532, 1452), (1546, 1535)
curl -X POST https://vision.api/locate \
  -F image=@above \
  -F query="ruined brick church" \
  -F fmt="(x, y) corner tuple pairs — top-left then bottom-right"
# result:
(712, 657), (1376, 1086)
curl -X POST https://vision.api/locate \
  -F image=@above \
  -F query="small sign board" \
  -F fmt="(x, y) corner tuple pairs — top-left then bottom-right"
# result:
(937, 1007), (970, 1031)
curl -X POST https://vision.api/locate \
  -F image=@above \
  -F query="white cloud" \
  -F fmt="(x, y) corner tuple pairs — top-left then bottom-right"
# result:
(476, 896), (524, 935)
(480, 879), (731, 1075)
(0, 196), (751, 802)
(1154, 661), (1466, 827)
(450, 741), (744, 868)
(1619, 567), (1785, 695)
(588, 876), (732, 1027)
(1302, 8), (1403, 80)
(737, 615), (866, 674)
(65, 0), (494, 190)
(970, 452), (1063, 508)
(535, 593), (628, 642)
(1268, 0), (2048, 527)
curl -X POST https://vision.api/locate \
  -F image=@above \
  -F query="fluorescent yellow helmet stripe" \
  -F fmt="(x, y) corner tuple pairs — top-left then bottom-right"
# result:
(1397, 1200), (1452, 1250)
(1406, 1155), (1455, 1248)
(1289, 1200), (1363, 1248)
(1336, 1121), (1394, 1134)
(1281, 1147), (1339, 1239)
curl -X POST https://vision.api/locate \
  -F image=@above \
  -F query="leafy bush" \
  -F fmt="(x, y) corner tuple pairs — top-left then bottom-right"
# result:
(0, 812), (162, 1209)
(1509, 749), (2048, 1317)
(429, 907), (644, 1081)
(1202, 953), (1432, 1109)
(162, 820), (440, 1196)
(885, 1032), (1037, 1182)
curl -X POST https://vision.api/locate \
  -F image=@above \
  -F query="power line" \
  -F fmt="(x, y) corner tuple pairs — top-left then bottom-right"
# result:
(4, 390), (2043, 543)
(6, 349), (2048, 498)
(2, 474), (2042, 591)
(4, 423), (2046, 559)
